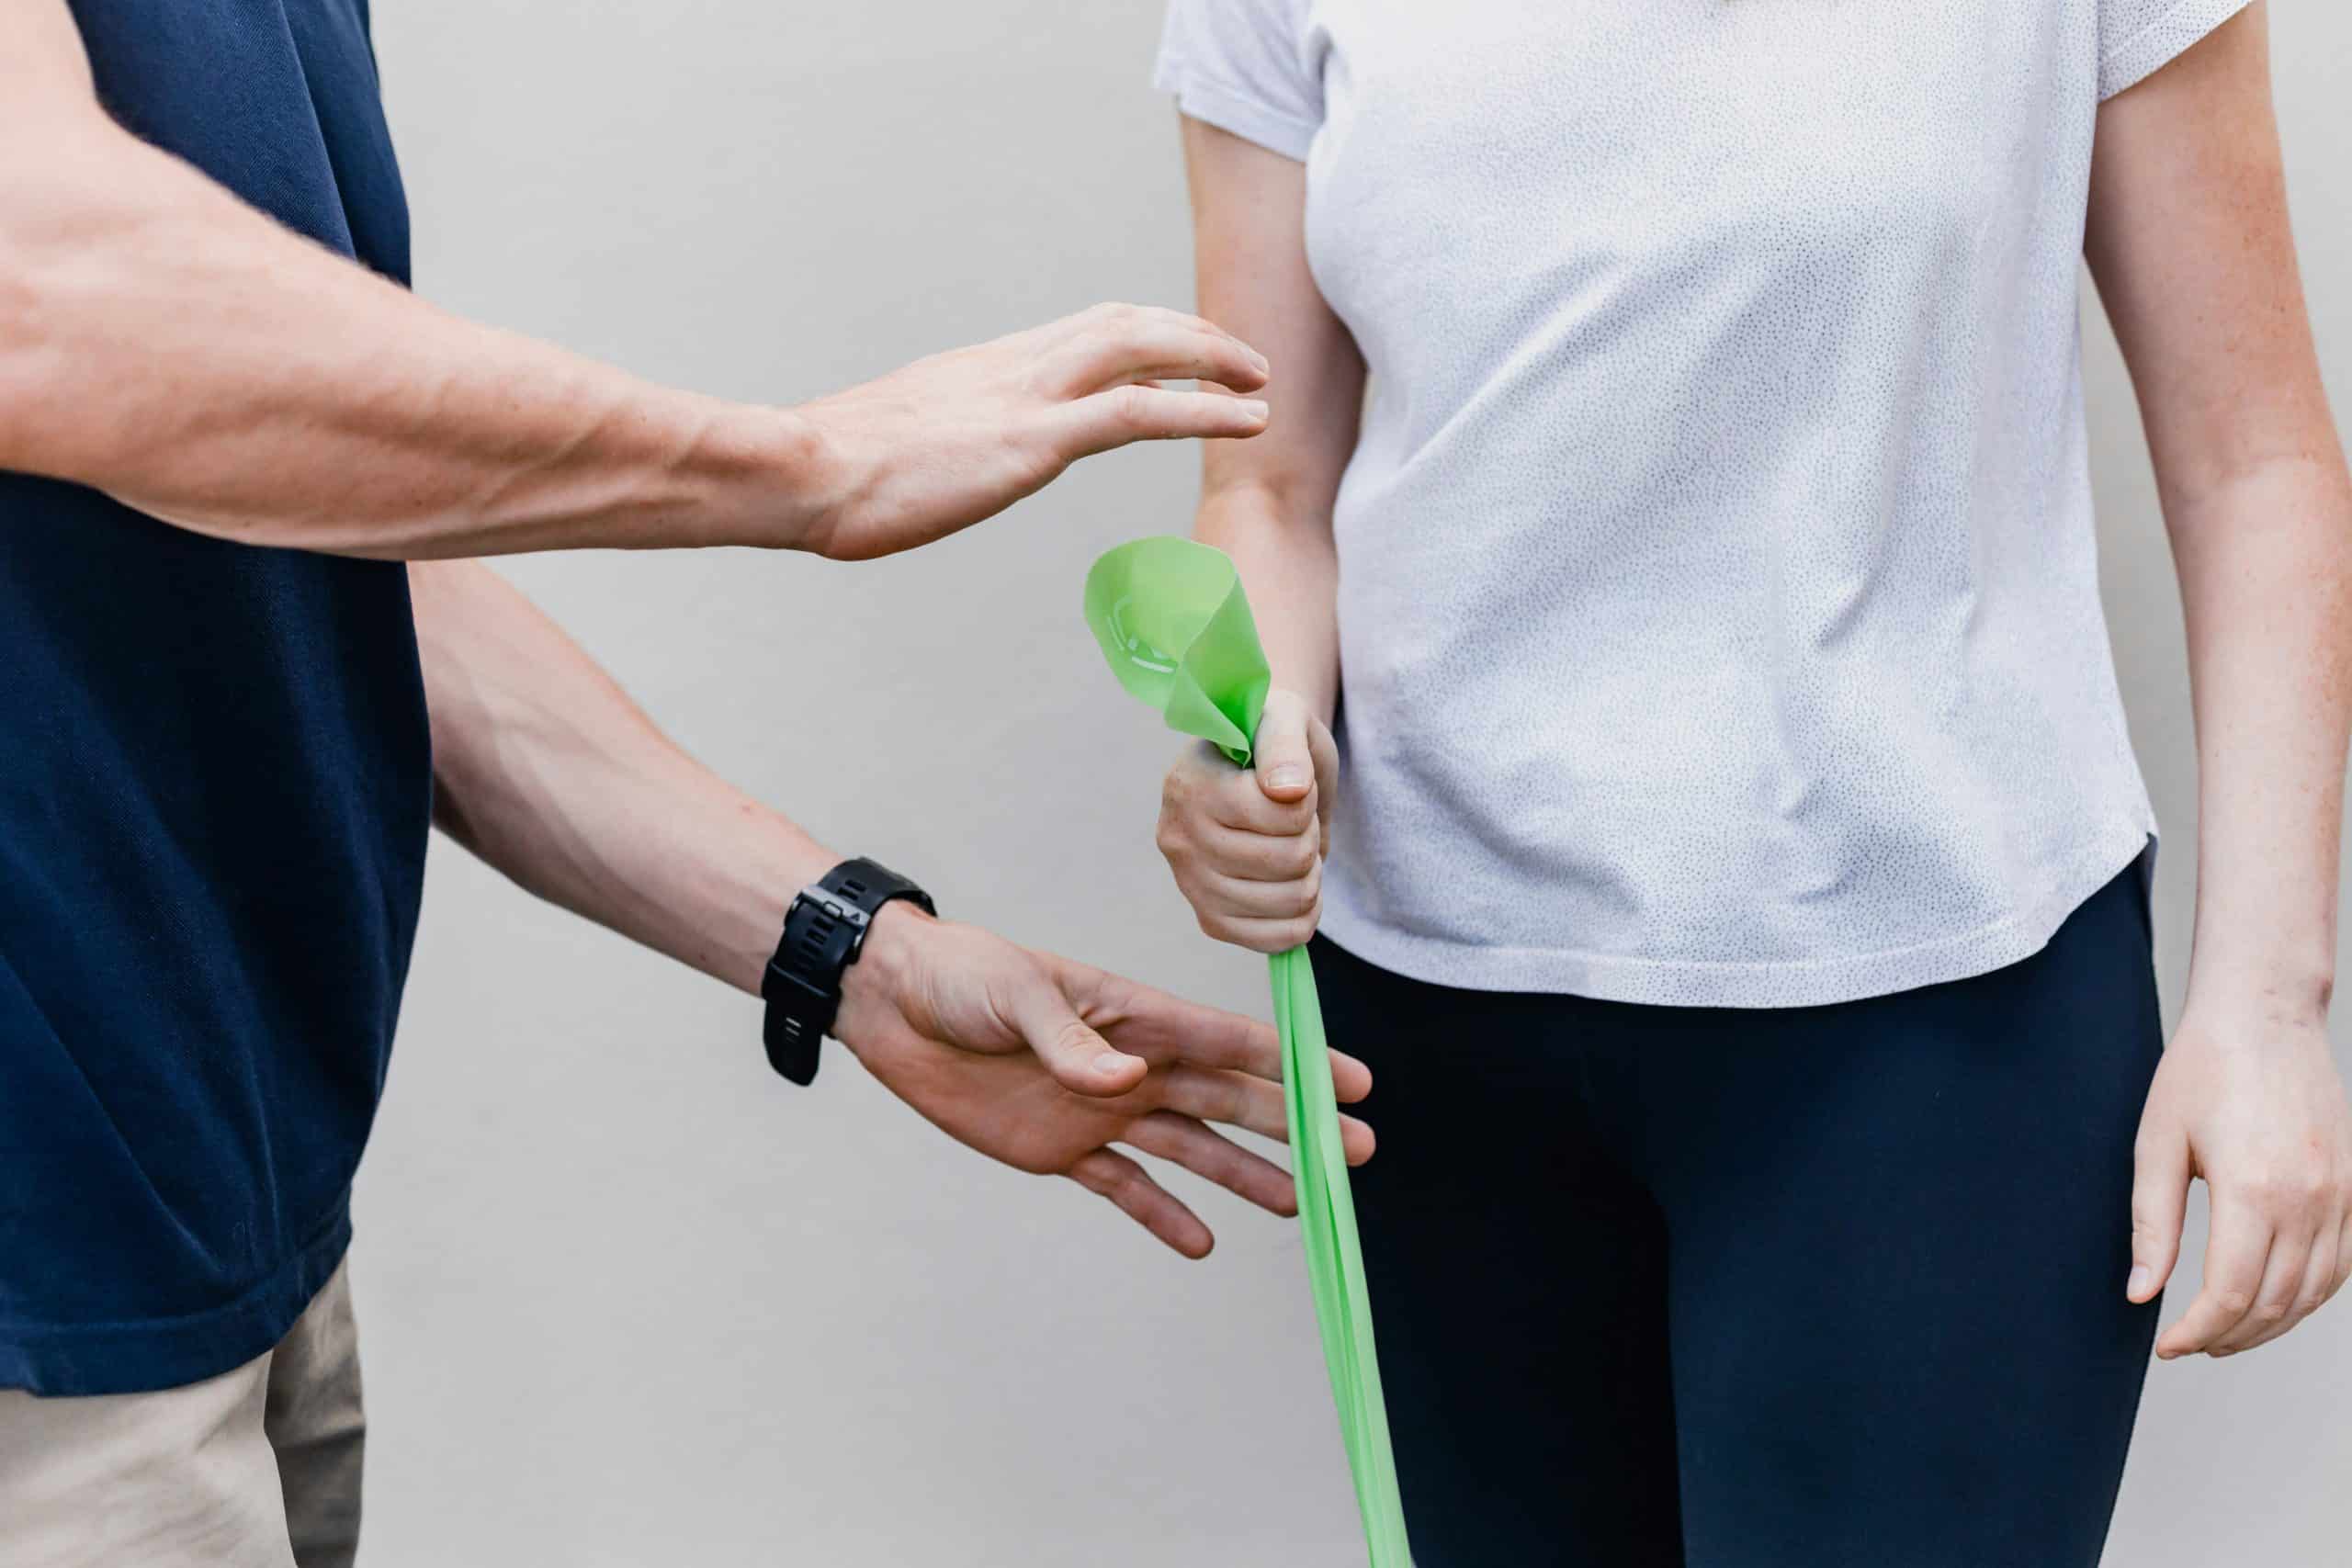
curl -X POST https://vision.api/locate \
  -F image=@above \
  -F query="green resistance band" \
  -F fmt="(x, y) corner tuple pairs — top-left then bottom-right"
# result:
(1083, 536), (1412, 1566)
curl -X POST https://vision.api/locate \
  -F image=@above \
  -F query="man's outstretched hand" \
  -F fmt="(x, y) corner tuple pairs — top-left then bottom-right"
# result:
(832, 906), (1373, 1257)
(792, 303), (1271, 561)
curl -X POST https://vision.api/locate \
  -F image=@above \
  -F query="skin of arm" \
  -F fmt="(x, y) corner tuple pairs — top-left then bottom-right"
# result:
(413, 560), (1374, 1257)
(1155, 121), (1364, 953)
(0, 0), (1268, 561)
(2086, 3), (2352, 1355)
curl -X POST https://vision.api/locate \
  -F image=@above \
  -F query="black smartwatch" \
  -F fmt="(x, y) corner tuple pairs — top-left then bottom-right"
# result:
(760, 857), (935, 1086)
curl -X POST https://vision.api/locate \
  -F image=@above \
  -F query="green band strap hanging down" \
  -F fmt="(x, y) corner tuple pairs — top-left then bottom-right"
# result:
(1083, 536), (1411, 1566)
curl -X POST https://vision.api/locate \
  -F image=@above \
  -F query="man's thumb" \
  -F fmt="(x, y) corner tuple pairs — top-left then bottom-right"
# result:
(1005, 968), (1147, 1098)
(1253, 694), (1315, 803)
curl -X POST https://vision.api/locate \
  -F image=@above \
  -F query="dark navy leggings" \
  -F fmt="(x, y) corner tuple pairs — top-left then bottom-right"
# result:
(1313, 862), (2164, 1567)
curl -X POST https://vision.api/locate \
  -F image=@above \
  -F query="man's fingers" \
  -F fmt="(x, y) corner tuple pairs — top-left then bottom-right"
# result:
(1327, 1048), (1374, 1105)
(1047, 961), (1282, 1077)
(1057, 385), (1268, 460)
(1047, 302), (1257, 358)
(2127, 1125), (2189, 1303)
(1001, 966), (1148, 1098)
(1124, 1111), (1297, 1217)
(1159, 1065), (1375, 1163)
(1161, 1064), (1288, 1141)
(1045, 317), (1271, 399)
(2156, 1197), (2273, 1358)
(1251, 692), (1317, 804)
(1066, 1149), (1213, 1258)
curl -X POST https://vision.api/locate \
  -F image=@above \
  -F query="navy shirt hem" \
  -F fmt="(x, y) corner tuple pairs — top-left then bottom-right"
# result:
(0, 1199), (353, 1396)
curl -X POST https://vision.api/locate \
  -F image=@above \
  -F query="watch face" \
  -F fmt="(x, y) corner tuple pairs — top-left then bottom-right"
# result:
(762, 862), (933, 1085)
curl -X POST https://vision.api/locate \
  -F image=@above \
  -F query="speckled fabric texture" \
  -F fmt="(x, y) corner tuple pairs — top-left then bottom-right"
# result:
(1156, 0), (2245, 1007)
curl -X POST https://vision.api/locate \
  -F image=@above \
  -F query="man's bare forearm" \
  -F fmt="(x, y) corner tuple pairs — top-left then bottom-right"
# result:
(413, 561), (832, 994)
(0, 0), (1269, 563)
(0, 105), (817, 559)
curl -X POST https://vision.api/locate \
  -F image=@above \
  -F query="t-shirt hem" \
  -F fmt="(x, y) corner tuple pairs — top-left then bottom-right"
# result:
(1153, 60), (1317, 162)
(1317, 815), (2157, 1009)
(0, 1198), (353, 1396)
(2098, 0), (2252, 99)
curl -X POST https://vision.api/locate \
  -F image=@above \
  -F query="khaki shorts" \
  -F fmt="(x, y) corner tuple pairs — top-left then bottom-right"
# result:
(0, 1259), (365, 1568)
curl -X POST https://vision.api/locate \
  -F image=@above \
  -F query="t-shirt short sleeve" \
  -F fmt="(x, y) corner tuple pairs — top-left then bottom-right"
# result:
(2097, 0), (2252, 99)
(1154, 0), (1322, 162)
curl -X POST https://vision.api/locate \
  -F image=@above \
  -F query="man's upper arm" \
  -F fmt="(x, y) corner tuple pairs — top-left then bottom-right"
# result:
(2086, 4), (2333, 504)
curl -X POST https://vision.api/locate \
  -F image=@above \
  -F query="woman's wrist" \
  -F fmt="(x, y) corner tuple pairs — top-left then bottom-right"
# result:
(2179, 957), (2335, 1036)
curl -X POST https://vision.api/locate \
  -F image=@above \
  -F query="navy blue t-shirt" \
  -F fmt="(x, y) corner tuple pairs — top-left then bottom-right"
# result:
(0, 0), (430, 1394)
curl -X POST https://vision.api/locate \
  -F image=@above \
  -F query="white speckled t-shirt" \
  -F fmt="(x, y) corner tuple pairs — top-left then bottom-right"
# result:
(1157, 0), (2243, 1007)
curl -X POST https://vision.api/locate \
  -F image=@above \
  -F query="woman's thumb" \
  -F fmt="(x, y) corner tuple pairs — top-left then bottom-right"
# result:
(1253, 692), (1316, 803)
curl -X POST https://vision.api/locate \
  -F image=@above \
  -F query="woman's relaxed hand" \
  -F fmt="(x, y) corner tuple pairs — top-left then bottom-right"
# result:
(1157, 688), (1338, 953)
(2130, 1001), (2352, 1357)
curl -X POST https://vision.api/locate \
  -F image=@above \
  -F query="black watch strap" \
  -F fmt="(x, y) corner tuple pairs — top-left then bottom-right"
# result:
(761, 857), (935, 1086)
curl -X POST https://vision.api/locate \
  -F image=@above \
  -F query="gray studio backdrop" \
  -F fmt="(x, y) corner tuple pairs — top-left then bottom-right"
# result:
(356, 4), (2352, 1563)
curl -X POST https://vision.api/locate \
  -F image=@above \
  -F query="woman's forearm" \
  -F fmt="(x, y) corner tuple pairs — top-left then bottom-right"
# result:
(1179, 118), (1363, 727)
(2169, 452), (2352, 1021)
(2086, 8), (2352, 1022)
(1198, 484), (1342, 723)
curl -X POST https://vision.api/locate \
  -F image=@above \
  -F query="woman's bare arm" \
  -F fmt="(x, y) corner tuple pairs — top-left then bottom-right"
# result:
(1181, 118), (1364, 724)
(1152, 119), (1366, 953)
(2086, 1), (2352, 1357)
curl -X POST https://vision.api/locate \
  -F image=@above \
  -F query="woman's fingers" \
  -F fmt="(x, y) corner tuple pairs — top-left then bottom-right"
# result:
(1306, 714), (1339, 858)
(2127, 1120), (2190, 1303)
(2208, 1224), (2319, 1355)
(1065, 1147), (1214, 1258)
(1190, 861), (1321, 921)
(1124, 1111), (1297, 1216)
(1250, 692), (1340, 855)
(1194, 819), (1321, 881)
(1193, 910), (1321, 953)
(1166, 746), (1319, 838)
(2156, 1195), (2274, 1358)
(2233, 1222), (2341, 1354)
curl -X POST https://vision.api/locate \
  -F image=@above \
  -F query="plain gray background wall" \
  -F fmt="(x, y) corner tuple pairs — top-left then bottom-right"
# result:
(356, 4), (2351, 1562)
